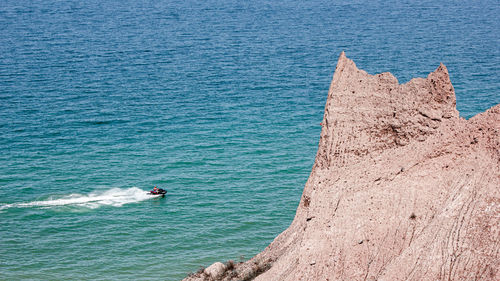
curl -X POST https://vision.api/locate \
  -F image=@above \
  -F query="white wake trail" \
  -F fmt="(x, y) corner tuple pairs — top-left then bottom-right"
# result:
(0, 187), (156, 211)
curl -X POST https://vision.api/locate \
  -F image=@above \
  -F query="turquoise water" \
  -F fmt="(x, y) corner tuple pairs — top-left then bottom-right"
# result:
(0, 0), (498, 279)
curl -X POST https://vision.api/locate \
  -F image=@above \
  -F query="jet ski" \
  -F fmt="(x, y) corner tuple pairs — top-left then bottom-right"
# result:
(148, 188), (167, 198)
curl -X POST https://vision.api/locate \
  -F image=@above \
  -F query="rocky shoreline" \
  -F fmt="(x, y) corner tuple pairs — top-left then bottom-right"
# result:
(185, 52), (499, 280)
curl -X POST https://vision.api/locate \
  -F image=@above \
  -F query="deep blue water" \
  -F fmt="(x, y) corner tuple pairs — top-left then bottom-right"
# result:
(0, 0), (498, 280)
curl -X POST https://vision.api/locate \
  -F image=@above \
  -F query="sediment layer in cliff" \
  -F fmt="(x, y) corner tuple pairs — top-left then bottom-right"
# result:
(185, 53), (500, 281)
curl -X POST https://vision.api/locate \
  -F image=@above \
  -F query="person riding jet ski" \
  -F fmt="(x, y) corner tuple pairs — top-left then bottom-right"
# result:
(151, 186), (159, 194)
(149, 186), (166, 196)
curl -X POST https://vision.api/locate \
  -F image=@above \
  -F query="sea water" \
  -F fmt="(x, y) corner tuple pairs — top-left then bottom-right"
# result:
(0, 0), (498, 280)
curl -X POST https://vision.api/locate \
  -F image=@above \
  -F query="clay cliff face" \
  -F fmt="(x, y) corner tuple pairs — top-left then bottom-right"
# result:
(185, 53), (499, 281)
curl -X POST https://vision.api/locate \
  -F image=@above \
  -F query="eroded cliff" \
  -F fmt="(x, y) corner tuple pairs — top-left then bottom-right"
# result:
(185, 52), (500, 281)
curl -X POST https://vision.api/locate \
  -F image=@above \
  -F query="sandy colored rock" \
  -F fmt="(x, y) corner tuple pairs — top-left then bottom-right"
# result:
(184, 52), (499, 280)
(204, 262), (227, 279)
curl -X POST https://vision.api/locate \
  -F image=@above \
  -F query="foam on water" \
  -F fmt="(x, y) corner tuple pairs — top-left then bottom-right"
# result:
(0, 187), (157, 211)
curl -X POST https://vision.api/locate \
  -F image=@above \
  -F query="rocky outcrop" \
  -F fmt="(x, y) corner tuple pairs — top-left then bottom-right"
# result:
(184, 52), (499, 280)
(204, 262), (227, 279)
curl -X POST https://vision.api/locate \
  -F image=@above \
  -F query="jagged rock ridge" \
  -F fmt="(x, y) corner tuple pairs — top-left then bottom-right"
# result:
(185, 52), (499, 280)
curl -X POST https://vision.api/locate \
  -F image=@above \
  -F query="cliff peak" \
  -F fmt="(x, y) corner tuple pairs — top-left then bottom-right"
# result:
(316, 53), (459, 170)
